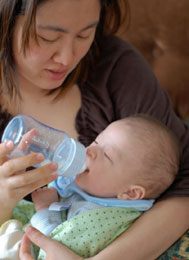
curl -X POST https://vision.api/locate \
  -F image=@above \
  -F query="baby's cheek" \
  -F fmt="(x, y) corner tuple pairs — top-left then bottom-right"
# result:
(75, 175), (94, 194)
(75, 174), (86, 189)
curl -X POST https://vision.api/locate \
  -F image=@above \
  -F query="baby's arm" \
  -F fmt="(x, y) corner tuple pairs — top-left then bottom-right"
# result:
(31, 187), (62, 236)
(32, 187), (59, 212)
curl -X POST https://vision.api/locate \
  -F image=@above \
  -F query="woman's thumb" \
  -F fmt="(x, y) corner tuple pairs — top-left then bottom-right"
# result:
(24, 226), (52, 251)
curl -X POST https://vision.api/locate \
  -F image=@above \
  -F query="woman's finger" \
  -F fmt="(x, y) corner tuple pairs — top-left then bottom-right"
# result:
(18, 175), (57, 198)
(17, 129), (38, 153)
(19, 233), (35, 260)
(0, 141), (14, 164)
(7, 161), (58, 189)
(0, 152), (45, 178)
(10, 169), (58, 202)
(0, 170), (57, 203)
(24, 226), (56, 252)
(23, 226), (83, 260)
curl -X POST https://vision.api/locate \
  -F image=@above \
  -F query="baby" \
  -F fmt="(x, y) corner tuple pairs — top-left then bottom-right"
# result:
(31, 114), (181, 236)
(1, 115), (181, 260)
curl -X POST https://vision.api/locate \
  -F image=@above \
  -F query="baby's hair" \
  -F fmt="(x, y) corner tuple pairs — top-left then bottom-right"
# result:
(119, 115), (182, 199)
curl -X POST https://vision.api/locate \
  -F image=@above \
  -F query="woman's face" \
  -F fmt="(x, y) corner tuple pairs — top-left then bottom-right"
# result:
(13, 0), (101, 91)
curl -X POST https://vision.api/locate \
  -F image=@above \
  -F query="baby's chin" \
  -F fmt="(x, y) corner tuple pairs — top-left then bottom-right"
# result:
(75, 174), (80, 184)
(76, 168), (89, 181)
(75, 171), (89, 192)
(75, 173), (84, 189)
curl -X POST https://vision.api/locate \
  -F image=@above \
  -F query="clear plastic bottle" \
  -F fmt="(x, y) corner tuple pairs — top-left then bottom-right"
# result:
(1, 114), (86, 177)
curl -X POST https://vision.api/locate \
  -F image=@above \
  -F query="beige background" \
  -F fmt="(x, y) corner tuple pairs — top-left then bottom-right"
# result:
(118, 0), (189, 120)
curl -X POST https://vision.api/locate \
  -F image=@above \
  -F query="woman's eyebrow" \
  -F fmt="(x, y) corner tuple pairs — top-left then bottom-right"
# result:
(37, 21), (99, 33)
(80, 21), (99, 32)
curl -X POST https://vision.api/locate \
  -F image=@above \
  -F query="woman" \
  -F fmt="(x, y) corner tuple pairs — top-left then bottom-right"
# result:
(0, 0), (188, 259)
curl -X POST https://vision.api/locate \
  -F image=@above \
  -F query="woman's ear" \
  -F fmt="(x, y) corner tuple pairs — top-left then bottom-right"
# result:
(117, 185), (146, 200)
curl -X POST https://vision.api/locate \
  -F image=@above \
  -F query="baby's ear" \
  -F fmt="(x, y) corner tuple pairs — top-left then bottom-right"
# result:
(117, 185), (146, 200)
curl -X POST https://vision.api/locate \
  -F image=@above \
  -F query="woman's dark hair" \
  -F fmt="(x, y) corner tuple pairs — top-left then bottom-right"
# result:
(0, 0), (130, 99)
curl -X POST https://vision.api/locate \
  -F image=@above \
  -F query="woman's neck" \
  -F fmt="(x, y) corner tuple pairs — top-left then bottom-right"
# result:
(1, 82), (81, 139)
(19, 80), (59, 104)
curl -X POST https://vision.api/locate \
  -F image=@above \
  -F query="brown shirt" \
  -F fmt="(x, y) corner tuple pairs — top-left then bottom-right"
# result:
(0, 35), (189, 199)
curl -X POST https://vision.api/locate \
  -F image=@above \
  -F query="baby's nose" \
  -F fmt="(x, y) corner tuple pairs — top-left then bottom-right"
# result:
(86, 146), (97, 160)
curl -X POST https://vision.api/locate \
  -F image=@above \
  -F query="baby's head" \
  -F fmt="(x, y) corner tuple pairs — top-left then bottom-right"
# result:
(75, 115), (181, 200)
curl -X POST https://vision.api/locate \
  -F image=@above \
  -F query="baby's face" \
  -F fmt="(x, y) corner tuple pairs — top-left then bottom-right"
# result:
(75, 121), (135, 198)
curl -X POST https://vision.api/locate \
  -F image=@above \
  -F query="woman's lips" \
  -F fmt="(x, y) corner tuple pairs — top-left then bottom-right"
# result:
(45, 69), (67, 81)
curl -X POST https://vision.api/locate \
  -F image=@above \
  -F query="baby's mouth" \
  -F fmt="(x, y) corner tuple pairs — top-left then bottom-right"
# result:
(77, 168), (89, 177)
(82, 168), (89, 174)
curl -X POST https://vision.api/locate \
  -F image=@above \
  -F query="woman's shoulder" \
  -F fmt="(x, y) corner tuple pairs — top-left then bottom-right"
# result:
(91, 35), (153, 81)
(100, 35), (136, 53)
(98, 35), (146, 64)
(86, 35), (156, 90)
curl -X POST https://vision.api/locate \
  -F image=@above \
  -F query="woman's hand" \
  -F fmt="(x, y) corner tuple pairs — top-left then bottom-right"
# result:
(0, 140), (58, 225)
(19, 226), (83, 260)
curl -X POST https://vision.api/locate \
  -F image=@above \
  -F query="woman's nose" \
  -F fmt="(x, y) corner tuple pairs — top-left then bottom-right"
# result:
(53, 43), (74, 66)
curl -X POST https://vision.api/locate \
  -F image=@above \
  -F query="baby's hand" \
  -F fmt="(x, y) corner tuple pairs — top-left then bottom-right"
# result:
(32, 187), (59, 212)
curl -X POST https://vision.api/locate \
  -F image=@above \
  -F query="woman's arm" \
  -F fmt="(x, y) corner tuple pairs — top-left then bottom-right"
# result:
(92, 196), (189, 260)
(20, 197), (189, 260)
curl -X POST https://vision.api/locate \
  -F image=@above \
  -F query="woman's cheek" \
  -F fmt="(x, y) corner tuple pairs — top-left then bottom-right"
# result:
(76, 37), (95, 60)
(27, 40), (52, 62)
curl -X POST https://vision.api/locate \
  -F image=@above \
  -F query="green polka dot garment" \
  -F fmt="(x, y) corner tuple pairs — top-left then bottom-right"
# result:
(12, 200), (141, 259)
(37, 207), (141, 259)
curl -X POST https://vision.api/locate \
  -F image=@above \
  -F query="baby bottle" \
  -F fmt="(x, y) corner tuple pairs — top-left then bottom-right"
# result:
(1, 114), (86, 177)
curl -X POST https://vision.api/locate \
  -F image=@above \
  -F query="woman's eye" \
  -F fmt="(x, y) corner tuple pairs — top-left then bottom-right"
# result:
(38, 35), (57, 43)
(77, 29), (95, 40)
(77, 34), (90, 40)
